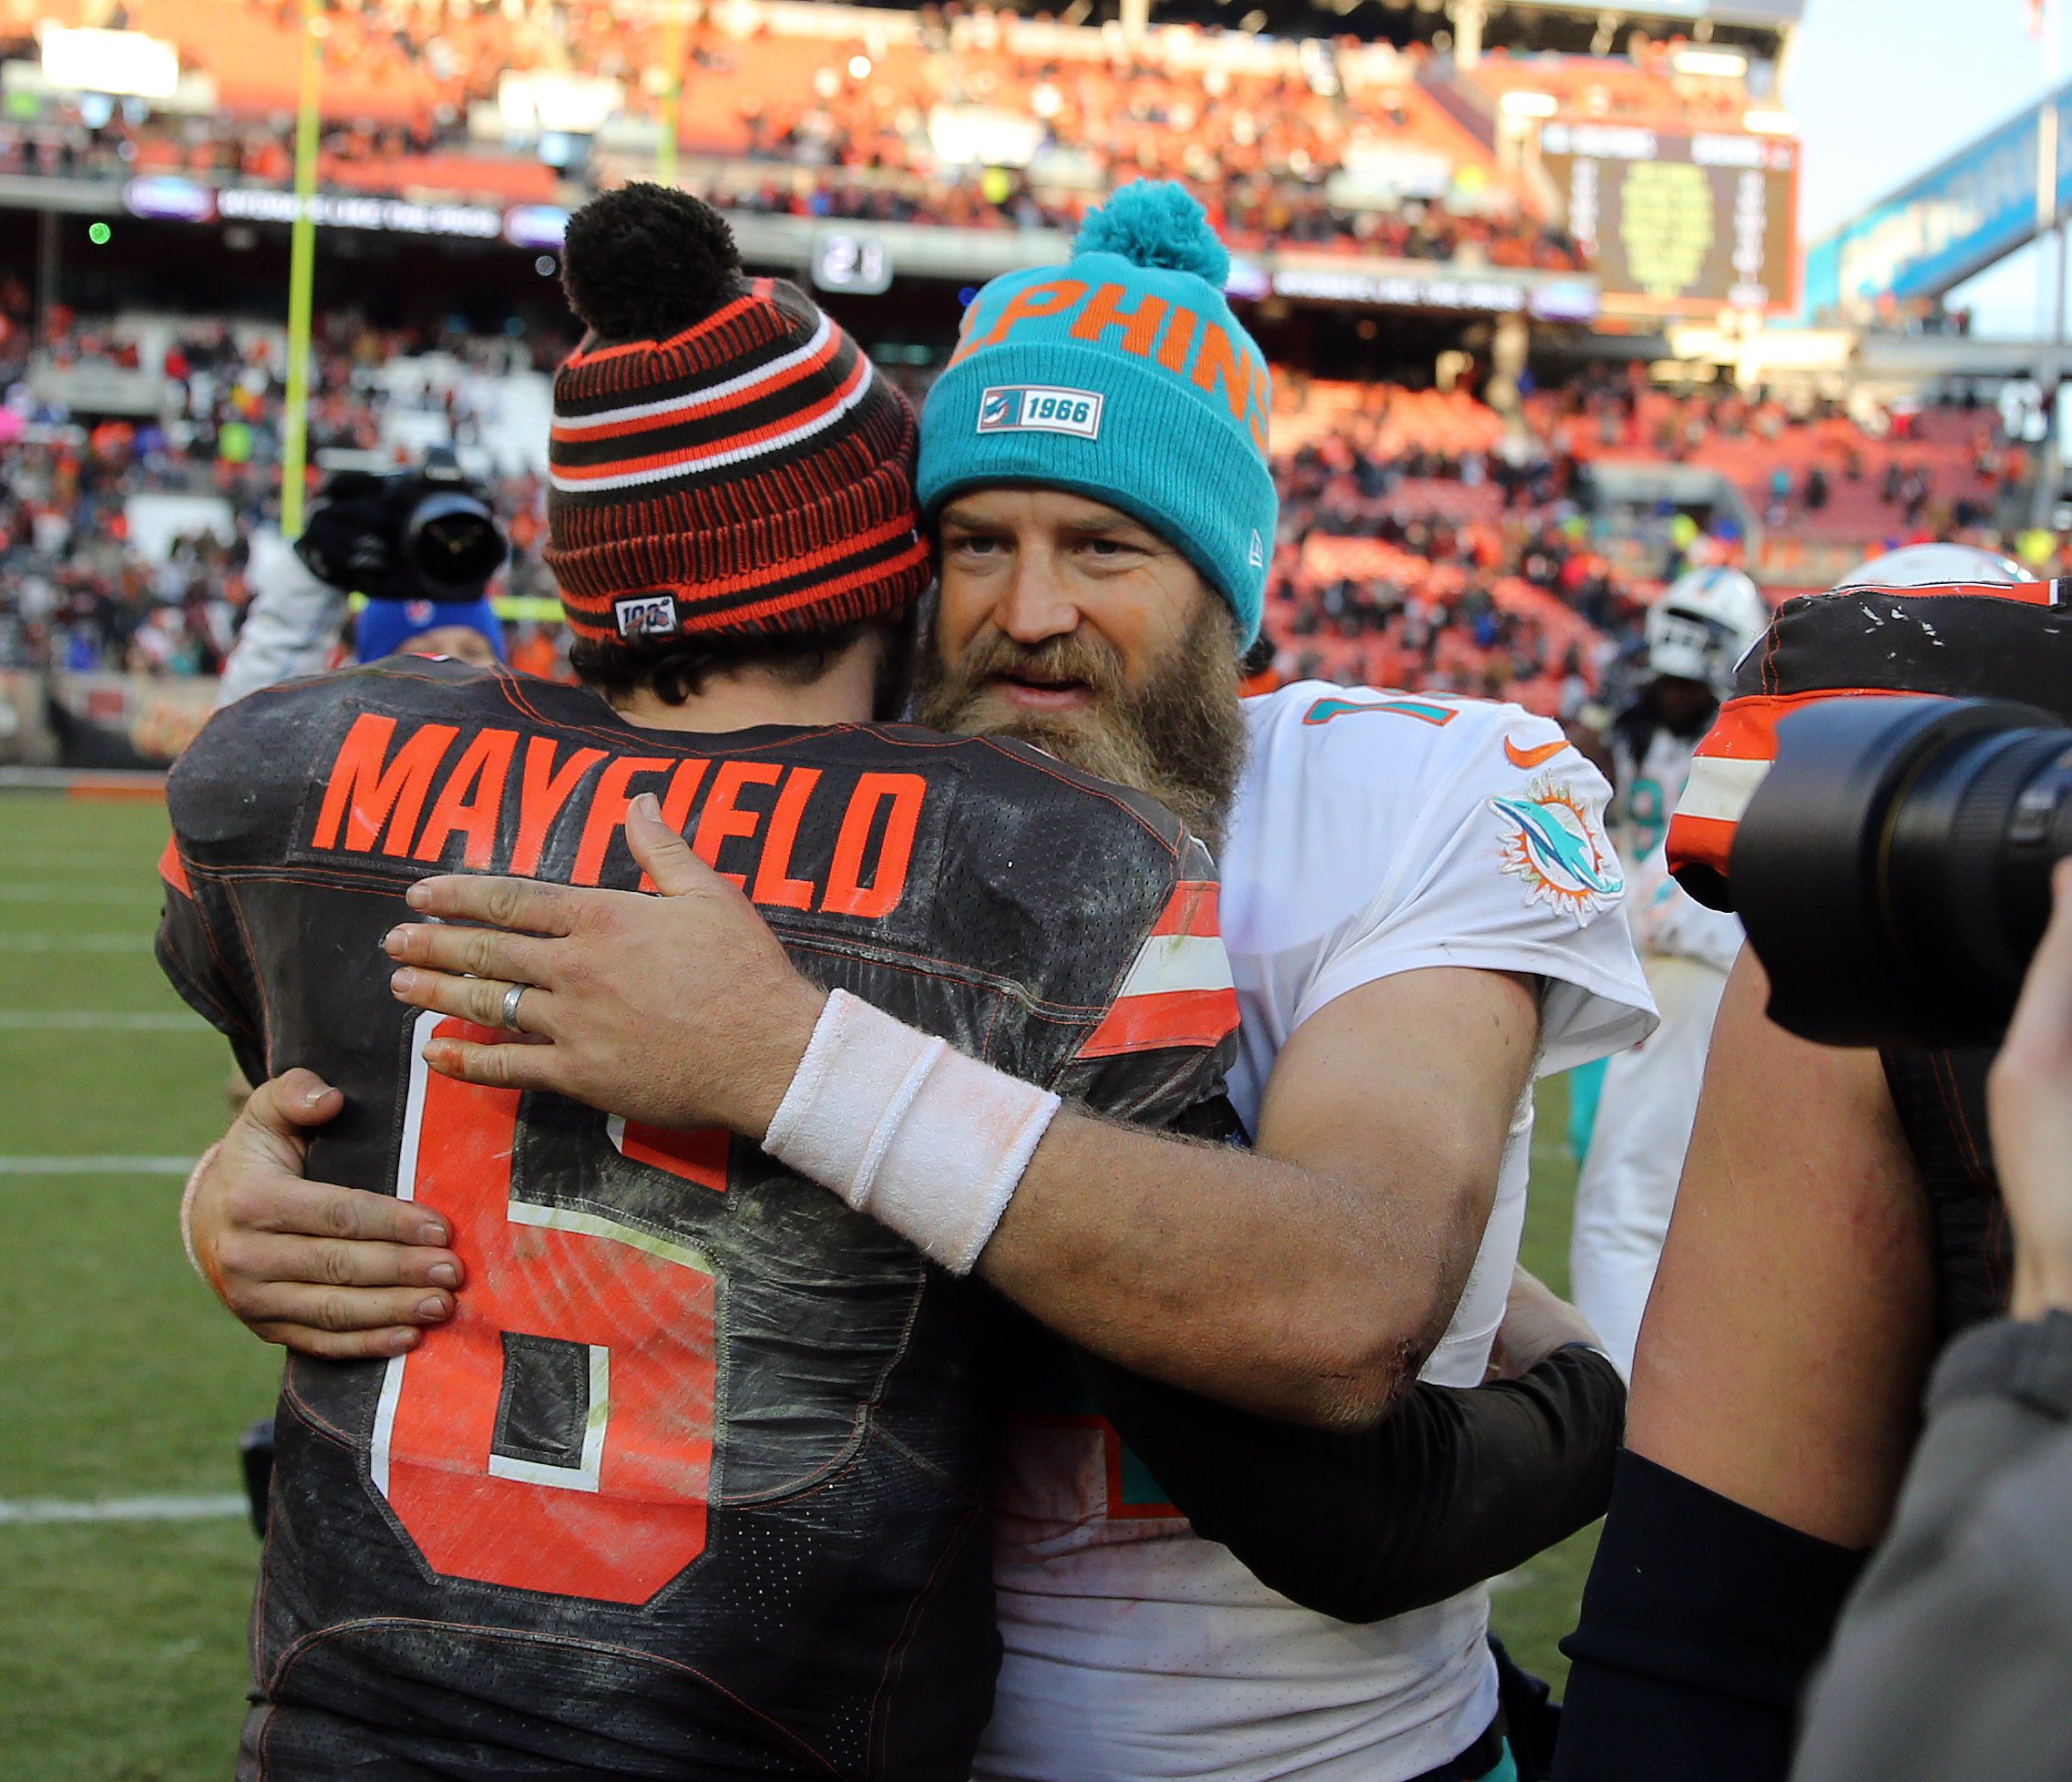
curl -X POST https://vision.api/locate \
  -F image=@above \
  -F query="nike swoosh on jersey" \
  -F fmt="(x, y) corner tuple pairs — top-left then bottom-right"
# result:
(1503, 736), (1570, 770)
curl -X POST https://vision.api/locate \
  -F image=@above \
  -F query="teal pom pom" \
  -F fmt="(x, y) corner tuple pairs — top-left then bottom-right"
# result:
(1073, 181), (1230, 289)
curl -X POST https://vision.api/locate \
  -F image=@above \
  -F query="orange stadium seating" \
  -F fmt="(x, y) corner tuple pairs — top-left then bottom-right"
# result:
(1467, 43), (1751, 128)
(1529, 386), (2008, 551)
(29, 0), (1580, 261)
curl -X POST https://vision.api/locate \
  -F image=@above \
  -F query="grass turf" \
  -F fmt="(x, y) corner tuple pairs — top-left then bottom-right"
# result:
(0, 788), (1598, 1778)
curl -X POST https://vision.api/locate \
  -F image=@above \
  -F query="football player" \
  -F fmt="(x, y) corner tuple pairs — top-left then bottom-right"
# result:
(1554, 541), (2062, 1782)
(1567, 565), (1770, 1375)
(204, 184), (1651, 1782)
(159, 184), (1250, 1780)
(187, 184), (1652, 1782)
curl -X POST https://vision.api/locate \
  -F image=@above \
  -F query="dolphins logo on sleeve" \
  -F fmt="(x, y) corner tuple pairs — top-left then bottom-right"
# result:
(1491, 776), (1625, 922)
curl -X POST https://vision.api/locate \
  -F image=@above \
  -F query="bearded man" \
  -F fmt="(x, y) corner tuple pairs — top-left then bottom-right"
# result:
(185, 183), (1649, 1782)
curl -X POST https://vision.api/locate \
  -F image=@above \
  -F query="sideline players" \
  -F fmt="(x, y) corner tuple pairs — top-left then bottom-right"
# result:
(228, 182), (1656, 1781)
(156, 184), (1246, 1778)
(1567, 566), (1768, 1374)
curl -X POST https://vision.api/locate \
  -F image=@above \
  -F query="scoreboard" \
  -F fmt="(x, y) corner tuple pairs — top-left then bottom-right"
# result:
(1540, 122), (1800, 315)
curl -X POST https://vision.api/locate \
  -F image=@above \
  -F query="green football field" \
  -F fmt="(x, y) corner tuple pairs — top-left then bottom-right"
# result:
(0, 787), (1600, 1780)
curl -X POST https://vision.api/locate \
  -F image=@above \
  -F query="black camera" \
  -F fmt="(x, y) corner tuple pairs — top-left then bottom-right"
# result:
(1734, 696), (2072, 1049)
(294, 448), (508, 604)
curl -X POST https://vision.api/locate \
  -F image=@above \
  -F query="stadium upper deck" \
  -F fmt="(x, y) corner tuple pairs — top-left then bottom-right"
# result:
(3, 0), (1780, 275)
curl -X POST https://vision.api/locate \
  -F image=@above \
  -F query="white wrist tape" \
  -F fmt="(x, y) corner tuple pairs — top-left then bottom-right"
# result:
(763, 989), (1061, 1275)
(180, 1142), (222, 1280)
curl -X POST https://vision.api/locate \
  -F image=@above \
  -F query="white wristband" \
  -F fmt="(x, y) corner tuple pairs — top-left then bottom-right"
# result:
(180, 1142), (222, 1280)
(762, 989), (1061, 1275)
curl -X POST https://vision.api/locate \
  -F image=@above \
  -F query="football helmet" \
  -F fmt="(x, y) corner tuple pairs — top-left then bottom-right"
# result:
(1836, 543), (2029, 589)
(1645, 566), (1770, 693)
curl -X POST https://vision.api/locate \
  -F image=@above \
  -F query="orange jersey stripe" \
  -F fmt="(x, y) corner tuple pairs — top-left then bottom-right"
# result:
(1832, 578), (2064, 609)
(1150, 880), (1220, 939)
(1077, 986), (1240, 1061)
(159, 835), (192, 898)
(1664, 810), (1739, 886)
(1695, 687), (1944, 763)
(1667, 688), (1950, 886)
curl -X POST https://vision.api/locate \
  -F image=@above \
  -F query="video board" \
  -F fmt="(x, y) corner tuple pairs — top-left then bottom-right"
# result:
(1540, 122), (1800, 314)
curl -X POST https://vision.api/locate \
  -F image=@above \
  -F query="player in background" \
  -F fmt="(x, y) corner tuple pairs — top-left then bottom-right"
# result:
(1554, 542), (2053, 1782)
(1567, 566), (1769, 1375)
(254, 182), (1655, 1782)
(157, 184), (1249, 1781)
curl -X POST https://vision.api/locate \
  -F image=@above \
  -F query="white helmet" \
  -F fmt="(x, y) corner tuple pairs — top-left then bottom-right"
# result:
(1645, 566), (1769, 693)
(1836, 543), (2029, 589)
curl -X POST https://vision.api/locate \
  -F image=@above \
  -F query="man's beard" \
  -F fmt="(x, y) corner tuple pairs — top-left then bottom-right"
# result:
(911, 601), (1248, 850)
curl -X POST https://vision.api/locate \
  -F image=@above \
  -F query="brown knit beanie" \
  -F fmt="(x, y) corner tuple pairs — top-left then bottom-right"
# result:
(545, 184), (929, 648)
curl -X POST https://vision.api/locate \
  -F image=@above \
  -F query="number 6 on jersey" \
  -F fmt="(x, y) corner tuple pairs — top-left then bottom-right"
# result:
(371, 1009), (723, 1604)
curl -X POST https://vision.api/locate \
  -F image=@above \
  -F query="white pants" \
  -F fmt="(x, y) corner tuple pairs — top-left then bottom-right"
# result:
(1568, 953), (1729, 1378)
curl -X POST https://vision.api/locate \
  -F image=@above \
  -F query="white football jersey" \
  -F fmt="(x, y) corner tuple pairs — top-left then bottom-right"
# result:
(1609, 720), (1696, 872)
(1611, 715), (1744, 976)
(977, 681), (1657, 1782)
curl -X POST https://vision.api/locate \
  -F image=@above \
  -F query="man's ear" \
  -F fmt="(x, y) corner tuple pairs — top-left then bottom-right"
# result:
(877, 595), (933, 722)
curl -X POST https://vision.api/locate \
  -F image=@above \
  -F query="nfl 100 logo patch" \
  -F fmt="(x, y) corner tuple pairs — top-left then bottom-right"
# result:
(976, 385), (1104, 440)
(613, 593), (679, 638)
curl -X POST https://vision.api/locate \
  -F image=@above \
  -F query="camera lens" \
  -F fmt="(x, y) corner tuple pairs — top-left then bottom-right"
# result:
(1733, 697), (2072, 1047)
(405, 491), (508, 598)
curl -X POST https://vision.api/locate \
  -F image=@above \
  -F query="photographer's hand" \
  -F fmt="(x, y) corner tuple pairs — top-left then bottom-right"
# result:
(1989, 858), (2072, 1321)
(215, 530), (351, 707)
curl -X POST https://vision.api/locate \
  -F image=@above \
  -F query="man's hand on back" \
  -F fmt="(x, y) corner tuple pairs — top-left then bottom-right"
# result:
(393, 831), (1544, 1423)
(384, 794), (826, 1138)
(189, 1069), (463, 1358)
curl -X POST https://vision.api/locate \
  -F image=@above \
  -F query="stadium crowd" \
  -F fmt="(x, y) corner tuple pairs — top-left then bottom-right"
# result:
(8, 0), (1589, 265)
(1, 100), (1587, 267)
(1530, 363), (2031, 533)
(5, 277), (2055, 719)
(1264, 381), (1636, 711)
(0, 292), (562, 678)
(0, 316), (1643, 703)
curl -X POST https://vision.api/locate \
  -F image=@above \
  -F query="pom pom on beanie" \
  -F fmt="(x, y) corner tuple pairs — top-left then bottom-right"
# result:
(1072, 180), (1230, 291)
(560, 182), (743, 343)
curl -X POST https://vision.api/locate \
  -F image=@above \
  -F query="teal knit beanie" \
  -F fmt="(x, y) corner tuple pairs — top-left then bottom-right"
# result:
(918, 182), (1276, 645)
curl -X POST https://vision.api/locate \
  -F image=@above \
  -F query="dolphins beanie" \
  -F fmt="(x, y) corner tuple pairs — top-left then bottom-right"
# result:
(918, 181), (1276, 645)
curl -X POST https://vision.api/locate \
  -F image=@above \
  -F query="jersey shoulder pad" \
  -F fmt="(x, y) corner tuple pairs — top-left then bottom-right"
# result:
(938, 730), (1198, 858)
(896, 730), (1208, 986)
(1247, 680), (1578, 797)
(169, 660), (516, 855)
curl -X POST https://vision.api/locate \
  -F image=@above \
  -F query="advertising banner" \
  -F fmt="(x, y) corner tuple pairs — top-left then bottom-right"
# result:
(1803, 84), (2072, 316)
